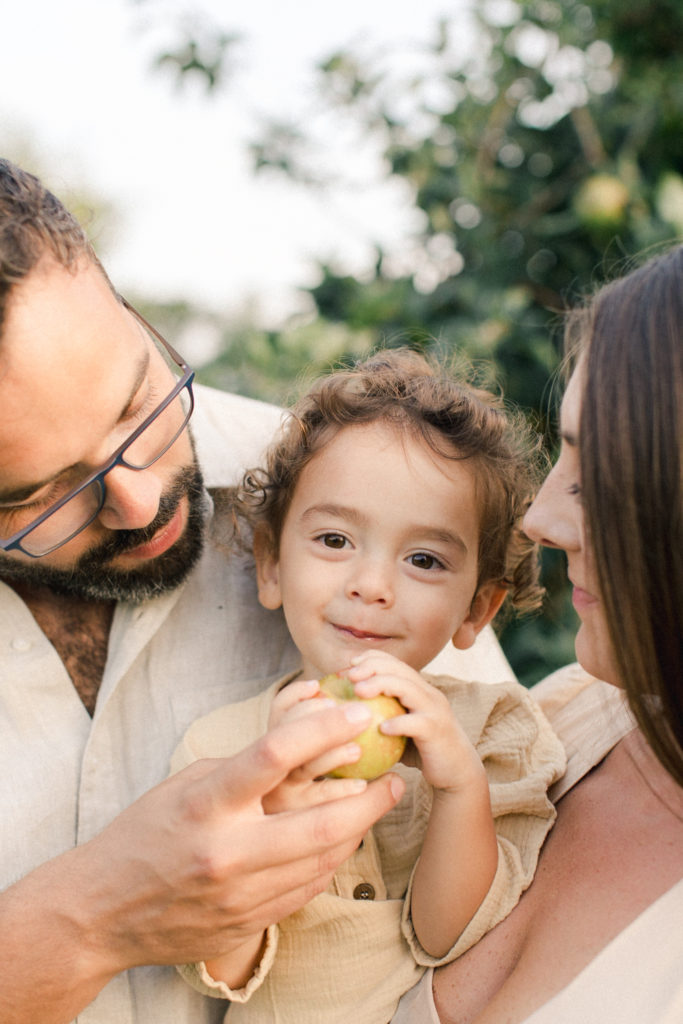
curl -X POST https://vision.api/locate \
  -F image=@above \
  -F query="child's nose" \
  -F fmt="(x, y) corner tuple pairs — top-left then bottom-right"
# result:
(345, 560), (394, 606)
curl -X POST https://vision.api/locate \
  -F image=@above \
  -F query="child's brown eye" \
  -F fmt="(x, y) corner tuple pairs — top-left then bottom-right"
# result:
(321, 533), (347, 549)
(410, 552), (442, 570)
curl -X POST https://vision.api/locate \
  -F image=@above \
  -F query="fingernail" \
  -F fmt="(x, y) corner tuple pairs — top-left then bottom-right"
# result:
(344, 702), (371, 723)
(390, 775), (405, 800)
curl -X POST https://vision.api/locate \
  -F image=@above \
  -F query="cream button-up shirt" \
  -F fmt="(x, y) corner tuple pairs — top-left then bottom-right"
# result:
(0, 384), (516, 1024)
(172, 672), (566, 1024)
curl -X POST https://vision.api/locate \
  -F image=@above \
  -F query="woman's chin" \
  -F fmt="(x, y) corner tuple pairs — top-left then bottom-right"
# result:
(574, 626), (620, 686)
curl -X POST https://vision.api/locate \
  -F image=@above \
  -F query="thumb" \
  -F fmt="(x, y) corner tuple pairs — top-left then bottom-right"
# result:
(204, 702), (374, 806)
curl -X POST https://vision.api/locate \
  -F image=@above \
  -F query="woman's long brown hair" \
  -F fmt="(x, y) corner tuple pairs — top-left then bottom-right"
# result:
(573, 246), (683, 785)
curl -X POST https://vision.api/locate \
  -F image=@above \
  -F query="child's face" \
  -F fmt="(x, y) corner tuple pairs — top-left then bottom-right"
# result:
(256, 421), (502, 679)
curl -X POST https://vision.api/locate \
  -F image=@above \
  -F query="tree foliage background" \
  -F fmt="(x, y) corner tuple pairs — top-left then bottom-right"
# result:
(143, 0), (683, 685)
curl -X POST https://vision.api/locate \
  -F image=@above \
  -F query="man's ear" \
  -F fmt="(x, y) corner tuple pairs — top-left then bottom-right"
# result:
(253, 528), (282, 610)
(451, 582), (507, 651)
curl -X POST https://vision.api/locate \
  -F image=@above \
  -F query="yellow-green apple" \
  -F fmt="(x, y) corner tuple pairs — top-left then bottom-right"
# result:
(319, 673), (407, 780)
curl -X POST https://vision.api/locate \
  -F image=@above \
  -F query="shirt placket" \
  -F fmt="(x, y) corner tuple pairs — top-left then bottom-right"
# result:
(329, 828), (388, 902)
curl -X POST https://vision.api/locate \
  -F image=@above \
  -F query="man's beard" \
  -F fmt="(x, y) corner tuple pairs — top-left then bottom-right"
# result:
(0, 464), (207, 604)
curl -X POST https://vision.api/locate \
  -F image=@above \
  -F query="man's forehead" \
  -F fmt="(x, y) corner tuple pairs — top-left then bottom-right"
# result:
(0, 259), (144, 495)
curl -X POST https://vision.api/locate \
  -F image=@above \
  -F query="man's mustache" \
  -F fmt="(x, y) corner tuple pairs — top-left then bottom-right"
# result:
(85, 467), (201, 561)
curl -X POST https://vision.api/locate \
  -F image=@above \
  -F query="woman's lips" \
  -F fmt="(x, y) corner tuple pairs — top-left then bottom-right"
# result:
(571, 585), (598, 612)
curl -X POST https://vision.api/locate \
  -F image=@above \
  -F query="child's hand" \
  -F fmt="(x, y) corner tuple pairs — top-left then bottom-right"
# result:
(263, 679), (371, 813)
(348, 651), (485, 794)
(267, 677), (323, 729)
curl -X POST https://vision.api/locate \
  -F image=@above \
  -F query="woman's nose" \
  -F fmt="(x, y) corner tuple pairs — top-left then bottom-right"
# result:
(523, 467), (580, 552)
(96, 464), (164, 531)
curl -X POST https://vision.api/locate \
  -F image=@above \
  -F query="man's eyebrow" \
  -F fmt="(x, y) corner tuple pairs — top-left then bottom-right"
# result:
(0, 342), (151, 507)
(119, 339), (151, 423)
(0, 475), (70, 505)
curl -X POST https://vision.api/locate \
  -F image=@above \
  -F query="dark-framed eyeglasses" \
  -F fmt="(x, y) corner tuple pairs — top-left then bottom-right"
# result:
(0, 298), (195, 558)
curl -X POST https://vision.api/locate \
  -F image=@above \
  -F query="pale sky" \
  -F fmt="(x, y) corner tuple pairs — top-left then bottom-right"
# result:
(1, 0), (463, 329)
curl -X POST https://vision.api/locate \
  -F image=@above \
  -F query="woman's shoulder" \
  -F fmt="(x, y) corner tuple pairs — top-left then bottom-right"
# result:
(531, 663), (636, 800)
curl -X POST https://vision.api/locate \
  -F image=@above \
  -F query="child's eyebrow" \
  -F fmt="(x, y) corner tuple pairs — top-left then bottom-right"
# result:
(415, 526), (467, 553)
(301, 503), (367, 526)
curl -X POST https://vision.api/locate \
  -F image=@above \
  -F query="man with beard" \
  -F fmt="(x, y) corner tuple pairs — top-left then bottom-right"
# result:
(0, 159), (514, 1024)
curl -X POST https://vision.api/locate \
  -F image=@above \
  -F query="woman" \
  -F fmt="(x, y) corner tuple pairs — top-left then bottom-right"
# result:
(392, 245), (683, 1022)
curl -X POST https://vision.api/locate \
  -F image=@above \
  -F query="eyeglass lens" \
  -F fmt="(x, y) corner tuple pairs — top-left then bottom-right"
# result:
(19, 386), (192, 557)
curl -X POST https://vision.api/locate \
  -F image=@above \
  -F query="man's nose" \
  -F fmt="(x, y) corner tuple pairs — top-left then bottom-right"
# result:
(96, 464), (164, 531)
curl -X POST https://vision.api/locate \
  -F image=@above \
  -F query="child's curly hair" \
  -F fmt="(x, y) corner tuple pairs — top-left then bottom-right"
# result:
(231, 348), (546, 614)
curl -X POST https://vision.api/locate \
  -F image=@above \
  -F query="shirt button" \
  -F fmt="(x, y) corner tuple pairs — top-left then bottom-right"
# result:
(11, 637), (32, 652)
(353, 883), (375, 901)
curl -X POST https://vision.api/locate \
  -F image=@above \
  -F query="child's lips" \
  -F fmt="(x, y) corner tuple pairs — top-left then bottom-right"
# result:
(334, 623), (393, 642)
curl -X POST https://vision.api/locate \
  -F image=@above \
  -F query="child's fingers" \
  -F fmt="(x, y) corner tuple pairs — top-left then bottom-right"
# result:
(268, 679), (324, 727)
(347, 650), (408, 681)
(348, 655), (421, 697)
(272, 678), (321, 710)
(381, 709), (479, 790)
(353, 669), (446, 715)
(381, 710), (433, 739)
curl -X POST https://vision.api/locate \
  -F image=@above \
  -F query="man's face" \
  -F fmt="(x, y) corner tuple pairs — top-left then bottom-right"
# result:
(0, 257), (205, 602)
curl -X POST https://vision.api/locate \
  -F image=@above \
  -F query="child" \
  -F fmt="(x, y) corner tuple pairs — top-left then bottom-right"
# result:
(171, 349), (566, 1023)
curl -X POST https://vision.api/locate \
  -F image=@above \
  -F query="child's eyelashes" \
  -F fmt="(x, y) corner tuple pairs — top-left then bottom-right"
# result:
(311, 535), (446, 571)
(315, 531), (349, 549)
(407, 552), (446, 572)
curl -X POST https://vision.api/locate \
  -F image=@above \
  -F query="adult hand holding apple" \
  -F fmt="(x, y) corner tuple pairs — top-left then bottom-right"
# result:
(261, 670), (407, 815)
(261, 677), (402, 813)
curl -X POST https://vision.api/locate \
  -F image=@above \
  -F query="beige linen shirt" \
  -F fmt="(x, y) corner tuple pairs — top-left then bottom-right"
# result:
(171, 671), (566, 1024)
(0, 384), (516, 1024)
